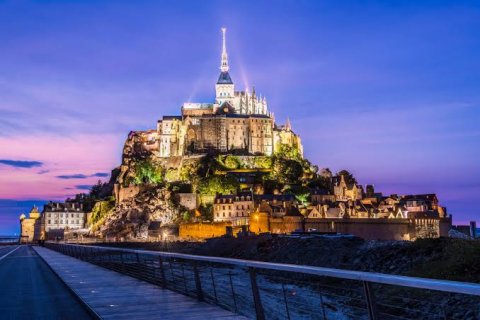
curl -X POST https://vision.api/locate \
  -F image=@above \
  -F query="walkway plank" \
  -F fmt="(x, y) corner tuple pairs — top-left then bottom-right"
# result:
(33, 246), (246, 319)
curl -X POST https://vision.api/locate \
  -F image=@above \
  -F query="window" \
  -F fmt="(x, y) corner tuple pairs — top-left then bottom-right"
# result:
(48, 220), (51, 224)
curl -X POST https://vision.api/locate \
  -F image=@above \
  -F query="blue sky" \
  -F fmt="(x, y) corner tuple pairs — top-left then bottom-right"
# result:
(0, 0), (479, 234)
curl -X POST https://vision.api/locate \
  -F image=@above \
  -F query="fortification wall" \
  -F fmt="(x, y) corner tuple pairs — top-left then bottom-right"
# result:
(179, 222), (240, 239)
(305, 219), (414, 241)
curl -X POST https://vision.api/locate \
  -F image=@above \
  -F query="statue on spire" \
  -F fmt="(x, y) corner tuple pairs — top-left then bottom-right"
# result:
(220, 27), (229, 72)
(285, 118), (292, 131)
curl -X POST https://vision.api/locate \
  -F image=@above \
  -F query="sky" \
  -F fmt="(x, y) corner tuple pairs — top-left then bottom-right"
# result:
(1, 0), (479, 234)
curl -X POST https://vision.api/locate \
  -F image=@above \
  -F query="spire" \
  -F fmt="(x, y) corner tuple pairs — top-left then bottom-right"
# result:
(220, 27), (229, 72)
(285, 118), (291, 131)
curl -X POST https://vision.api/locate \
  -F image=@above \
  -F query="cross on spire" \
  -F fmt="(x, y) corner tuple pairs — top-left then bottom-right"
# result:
(220, 27), (229, 72)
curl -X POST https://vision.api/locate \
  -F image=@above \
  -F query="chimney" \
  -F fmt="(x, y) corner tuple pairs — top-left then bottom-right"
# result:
(470, 221), (477, 239)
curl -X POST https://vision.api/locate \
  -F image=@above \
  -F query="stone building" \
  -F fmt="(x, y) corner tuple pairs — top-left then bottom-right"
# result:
(19, 206), (44, 243)
(213, 194), (254, 225)
(155, 28), (302, 158)
(249, 204), (304, 234)
(43, 201), (86, 232)
(333, 175), (364, 201)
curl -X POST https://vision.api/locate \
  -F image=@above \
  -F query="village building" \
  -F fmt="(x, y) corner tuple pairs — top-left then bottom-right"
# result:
(43, 201), (86, 232)
(213, 194), (254, 225)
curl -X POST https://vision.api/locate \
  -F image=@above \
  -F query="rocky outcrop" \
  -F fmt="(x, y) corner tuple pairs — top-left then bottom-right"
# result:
(97, 186), (180, 238)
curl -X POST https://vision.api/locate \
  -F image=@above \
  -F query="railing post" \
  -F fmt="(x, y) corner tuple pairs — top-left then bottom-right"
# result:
(158, 256), (167, 288)
(363, 281), (378, 320)
(249, 268), (265, 320)
(281, 283), (291, 320)
(210, 268), (218, 303)
(193, 262), (204, 301)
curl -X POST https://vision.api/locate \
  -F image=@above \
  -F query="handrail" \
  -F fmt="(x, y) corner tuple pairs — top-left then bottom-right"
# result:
(55, 242), (480, 296)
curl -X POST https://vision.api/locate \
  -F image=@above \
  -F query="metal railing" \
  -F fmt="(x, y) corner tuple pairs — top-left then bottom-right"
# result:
(45, 243), (480, 320)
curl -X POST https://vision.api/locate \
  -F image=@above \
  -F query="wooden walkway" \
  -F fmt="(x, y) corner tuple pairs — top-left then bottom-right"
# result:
(33, 246), (246, 319)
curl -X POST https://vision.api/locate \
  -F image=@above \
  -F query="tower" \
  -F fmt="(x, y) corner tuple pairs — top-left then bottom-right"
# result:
(216, 27), (234, 106)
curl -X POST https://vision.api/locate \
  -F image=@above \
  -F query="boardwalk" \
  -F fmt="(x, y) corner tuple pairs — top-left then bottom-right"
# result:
(33, 246), (246, 319)
(0, 245), (93, 319)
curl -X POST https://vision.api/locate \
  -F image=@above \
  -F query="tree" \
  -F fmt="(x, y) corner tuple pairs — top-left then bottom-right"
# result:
(224, 155), (240, 169)
(337, 169), (357, 185)
(198, 175), (239, 195)
(198, 204), (213, 221)
(134, 160), (164, 184)
(272, 158), (304, 184)
(286, 185), (311, 205)
(274, 144), (301, 160)
(254, 156), (273, 169)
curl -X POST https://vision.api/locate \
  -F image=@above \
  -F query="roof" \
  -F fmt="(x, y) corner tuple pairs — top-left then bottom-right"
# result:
(29, 206), (40, 214)
(43, 201), (84, 213)
(162, 116), (182, 120)
(401, 194), (437, 201)
(255, 194), (296, 201)
(285, 206), (303, 217)
(408, 211), (440, 219)
(217, 71), (233, 84)
(311, 188), (330, 195)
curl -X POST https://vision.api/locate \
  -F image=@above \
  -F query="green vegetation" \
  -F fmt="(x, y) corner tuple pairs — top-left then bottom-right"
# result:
(198, 203), (213, 221)
(88, 196), (116, 232)
(285, 185), (311, 205)
(254, 156), (273, 169)
(337, 169), (357, 185)
(274, 144), (301, 160)
(165, 168), (179, 182)
(134, 159), (164, 184)
(198, 175), (239, 195)
(272, 157), (304, 184)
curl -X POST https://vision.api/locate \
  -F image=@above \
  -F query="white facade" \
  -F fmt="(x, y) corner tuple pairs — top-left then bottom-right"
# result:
(44, 202), (86, 231)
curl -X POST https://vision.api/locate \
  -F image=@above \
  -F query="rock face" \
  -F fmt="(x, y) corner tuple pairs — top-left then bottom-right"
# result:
(96, 132), (187, 239)
(98, 186), (179, 238)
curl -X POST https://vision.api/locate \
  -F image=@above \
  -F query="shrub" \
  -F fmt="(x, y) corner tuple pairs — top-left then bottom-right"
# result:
(134, 160), (164, 185)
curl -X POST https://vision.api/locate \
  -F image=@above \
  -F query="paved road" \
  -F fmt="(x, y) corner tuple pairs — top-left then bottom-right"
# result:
(0, 245), (93, 320)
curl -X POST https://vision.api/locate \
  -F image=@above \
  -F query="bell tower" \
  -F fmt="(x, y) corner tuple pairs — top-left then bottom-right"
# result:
(216, 27), (234, 106)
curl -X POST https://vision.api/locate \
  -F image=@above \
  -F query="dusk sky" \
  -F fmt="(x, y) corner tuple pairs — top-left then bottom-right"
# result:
(1, 0), (479, 234)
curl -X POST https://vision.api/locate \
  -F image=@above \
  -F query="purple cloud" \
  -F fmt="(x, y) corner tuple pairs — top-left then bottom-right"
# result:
(56, 172), (109, 179)
(75, 185), (92, 191)
(0, 159), (43, 168)
(57, 174), (89, 179)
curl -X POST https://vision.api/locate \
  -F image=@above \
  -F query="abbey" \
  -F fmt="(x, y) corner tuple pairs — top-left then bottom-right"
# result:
(157, 28), (303, 157)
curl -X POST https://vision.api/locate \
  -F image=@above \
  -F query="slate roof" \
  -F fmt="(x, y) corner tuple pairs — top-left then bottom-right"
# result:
(162, 116), (182, 120)
(217, 71), (233, 84)
(285, 206), (303, 217)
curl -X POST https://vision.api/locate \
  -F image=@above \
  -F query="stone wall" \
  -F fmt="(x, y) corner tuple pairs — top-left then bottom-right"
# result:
(116, 185), (143, 204)
(176, 193), (197, 210)
(249, 213), (303, 235)
(179, 222), (240, 239)
(305, 219), (414, 241)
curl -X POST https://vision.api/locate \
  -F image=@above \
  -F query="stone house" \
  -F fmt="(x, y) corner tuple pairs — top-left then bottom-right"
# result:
(43, 201), (86, 232)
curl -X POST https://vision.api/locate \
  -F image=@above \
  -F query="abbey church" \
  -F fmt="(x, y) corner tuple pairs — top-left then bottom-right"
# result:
(156, 28), (303, 157)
